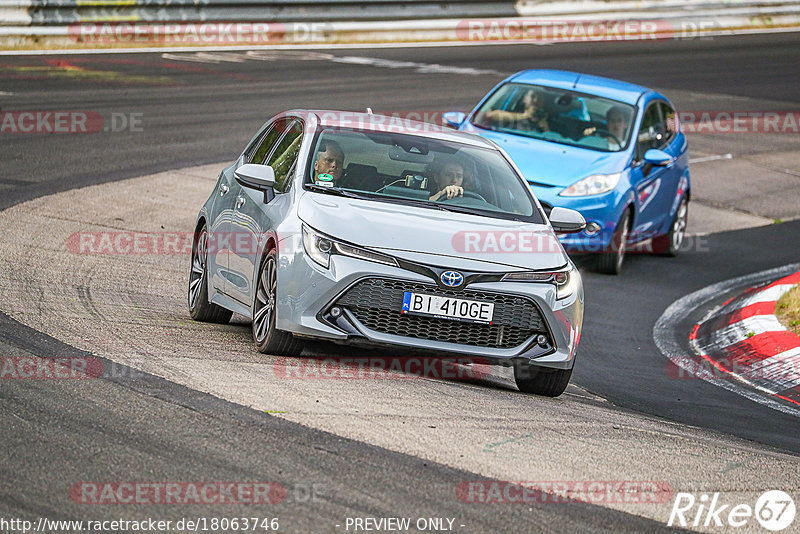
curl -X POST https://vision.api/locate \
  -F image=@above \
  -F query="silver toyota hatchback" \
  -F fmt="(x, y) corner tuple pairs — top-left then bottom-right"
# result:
(189, 110), (585, 396)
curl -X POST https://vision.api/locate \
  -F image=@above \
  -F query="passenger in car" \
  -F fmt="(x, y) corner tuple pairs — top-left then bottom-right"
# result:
(313, 140), (345, 182)
(482, 87), (551, 132)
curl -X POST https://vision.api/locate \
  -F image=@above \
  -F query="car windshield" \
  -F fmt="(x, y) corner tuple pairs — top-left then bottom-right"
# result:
(470, 82), (636, 152)
(304, 127), (544, 223)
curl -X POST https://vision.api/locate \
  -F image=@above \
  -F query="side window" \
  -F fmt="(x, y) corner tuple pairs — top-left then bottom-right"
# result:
(249, 119), (289, 165)
(636, 103), (667, 158)
(266, 120), (304, 193)
(660, 102), (678, 144)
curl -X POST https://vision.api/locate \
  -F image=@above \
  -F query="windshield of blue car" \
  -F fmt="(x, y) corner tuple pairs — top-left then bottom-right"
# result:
(470, 82), (636, 152)
(303, 127), (545, 224)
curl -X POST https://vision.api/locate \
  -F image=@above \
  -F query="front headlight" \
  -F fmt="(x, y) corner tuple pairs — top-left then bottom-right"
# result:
(559, 172), (621, 197)
(302, 225), (398, 269)
(302, 225), (334, 268)
(502, 266), (578, 300)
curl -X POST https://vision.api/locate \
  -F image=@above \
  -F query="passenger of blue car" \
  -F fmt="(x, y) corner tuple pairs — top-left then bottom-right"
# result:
(481, 87), (551, 133)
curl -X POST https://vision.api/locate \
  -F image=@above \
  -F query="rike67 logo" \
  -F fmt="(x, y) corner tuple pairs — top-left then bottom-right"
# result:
(668, 490), (795, 531)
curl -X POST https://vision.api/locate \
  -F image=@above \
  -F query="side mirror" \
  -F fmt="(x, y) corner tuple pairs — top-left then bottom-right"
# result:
(442, 111), (466, 129)
(235, 164), (276, 190)
(549, 207), (586, 234)
(643, 148), (673, 167)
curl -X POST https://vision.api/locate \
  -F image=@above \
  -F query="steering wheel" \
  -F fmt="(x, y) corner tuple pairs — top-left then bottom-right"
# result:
(596, 128), (622, 148)
(437, 190), (488, 203)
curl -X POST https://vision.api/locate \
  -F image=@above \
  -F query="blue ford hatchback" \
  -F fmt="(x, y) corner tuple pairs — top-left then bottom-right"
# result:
(444, 69), (690, 274)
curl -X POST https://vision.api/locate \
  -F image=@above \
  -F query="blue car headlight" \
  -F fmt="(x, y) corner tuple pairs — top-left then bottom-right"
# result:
(559, 172), (621, 197)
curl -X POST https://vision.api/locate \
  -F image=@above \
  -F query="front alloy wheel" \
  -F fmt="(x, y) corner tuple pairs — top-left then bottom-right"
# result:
(664, 197), (688, 256)
(253, 252), (303, 356)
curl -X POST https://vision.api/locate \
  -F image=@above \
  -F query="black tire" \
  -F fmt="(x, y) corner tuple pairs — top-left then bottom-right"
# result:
(596, 209), (630, 275)
(253, 251), (304, 356)
(513, 362), (573, 397)
(188, 225), (233, 324)
(654, 196), (688, 256)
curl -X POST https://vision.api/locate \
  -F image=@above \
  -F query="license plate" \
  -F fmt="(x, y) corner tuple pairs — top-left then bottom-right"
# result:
(401, 291), (494, 324)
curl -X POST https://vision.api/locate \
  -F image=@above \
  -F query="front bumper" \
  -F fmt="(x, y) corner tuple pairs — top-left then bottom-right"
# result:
(533, 185), (627, 253)
(275, 244), (583, 369)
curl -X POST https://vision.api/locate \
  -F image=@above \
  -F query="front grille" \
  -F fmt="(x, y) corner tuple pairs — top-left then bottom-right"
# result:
(335, 278), (547, 349)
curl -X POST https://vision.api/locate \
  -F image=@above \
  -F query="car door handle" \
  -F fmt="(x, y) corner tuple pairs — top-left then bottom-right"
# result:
(219, 185), (229, 196)
(236, 196), (246, 209)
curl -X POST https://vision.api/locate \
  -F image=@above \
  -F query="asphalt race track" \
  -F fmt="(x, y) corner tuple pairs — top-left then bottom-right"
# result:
(1, 33), (799, 532)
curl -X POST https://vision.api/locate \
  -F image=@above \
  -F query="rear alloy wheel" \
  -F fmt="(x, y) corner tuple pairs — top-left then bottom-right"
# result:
(654, 196), (688, 256)
(188, 225), (232, 324)
(513, 361), (573, 397)
(596, 210), (630, 275)
(253, 252), (304, 356)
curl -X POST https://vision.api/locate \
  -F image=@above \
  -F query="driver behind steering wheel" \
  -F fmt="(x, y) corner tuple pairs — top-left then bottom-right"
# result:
(427, 156), (466, 201)
(582, 105), (629, 150)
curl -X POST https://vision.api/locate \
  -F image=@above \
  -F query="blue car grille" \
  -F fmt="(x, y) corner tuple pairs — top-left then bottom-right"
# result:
(335, 278), (547, 349)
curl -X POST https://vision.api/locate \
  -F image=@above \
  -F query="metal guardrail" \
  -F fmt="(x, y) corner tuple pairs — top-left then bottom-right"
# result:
(6, 0), (518, 25)
(2, 0), (800, 49)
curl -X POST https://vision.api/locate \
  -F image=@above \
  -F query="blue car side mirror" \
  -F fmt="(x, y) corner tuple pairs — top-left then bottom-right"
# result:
(643, 148), (673, 166)
(442, 111), (466, 129)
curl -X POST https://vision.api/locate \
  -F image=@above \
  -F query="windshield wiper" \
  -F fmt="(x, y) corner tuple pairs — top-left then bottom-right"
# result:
(304, 184), (372, 199)
(376, 196), (451, 212)
(432, 203), (499, 219)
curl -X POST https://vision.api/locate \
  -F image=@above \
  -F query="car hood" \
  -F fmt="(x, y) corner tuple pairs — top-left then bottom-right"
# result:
(297, 192), (569, 272)
(462, 124), (628, 188)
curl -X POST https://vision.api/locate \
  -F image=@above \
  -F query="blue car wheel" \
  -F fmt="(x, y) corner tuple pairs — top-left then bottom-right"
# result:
(597, 210), (630, 275)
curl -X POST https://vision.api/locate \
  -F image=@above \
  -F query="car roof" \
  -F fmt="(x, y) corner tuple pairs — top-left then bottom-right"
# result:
(288, 109), (497, 149)
(509, 70), (648, 105)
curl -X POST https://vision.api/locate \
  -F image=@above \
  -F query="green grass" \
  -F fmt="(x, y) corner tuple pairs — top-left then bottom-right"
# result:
(776, 284), (800, 336)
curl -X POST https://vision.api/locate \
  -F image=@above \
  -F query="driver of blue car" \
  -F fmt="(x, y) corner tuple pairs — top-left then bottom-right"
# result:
(583, 105), (630, 150)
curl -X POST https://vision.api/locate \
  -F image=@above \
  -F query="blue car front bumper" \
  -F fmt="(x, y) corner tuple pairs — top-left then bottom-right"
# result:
(531, 185), (629, 253)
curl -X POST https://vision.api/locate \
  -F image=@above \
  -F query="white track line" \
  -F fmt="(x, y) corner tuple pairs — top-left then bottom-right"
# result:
(689, 153), (733, 164)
